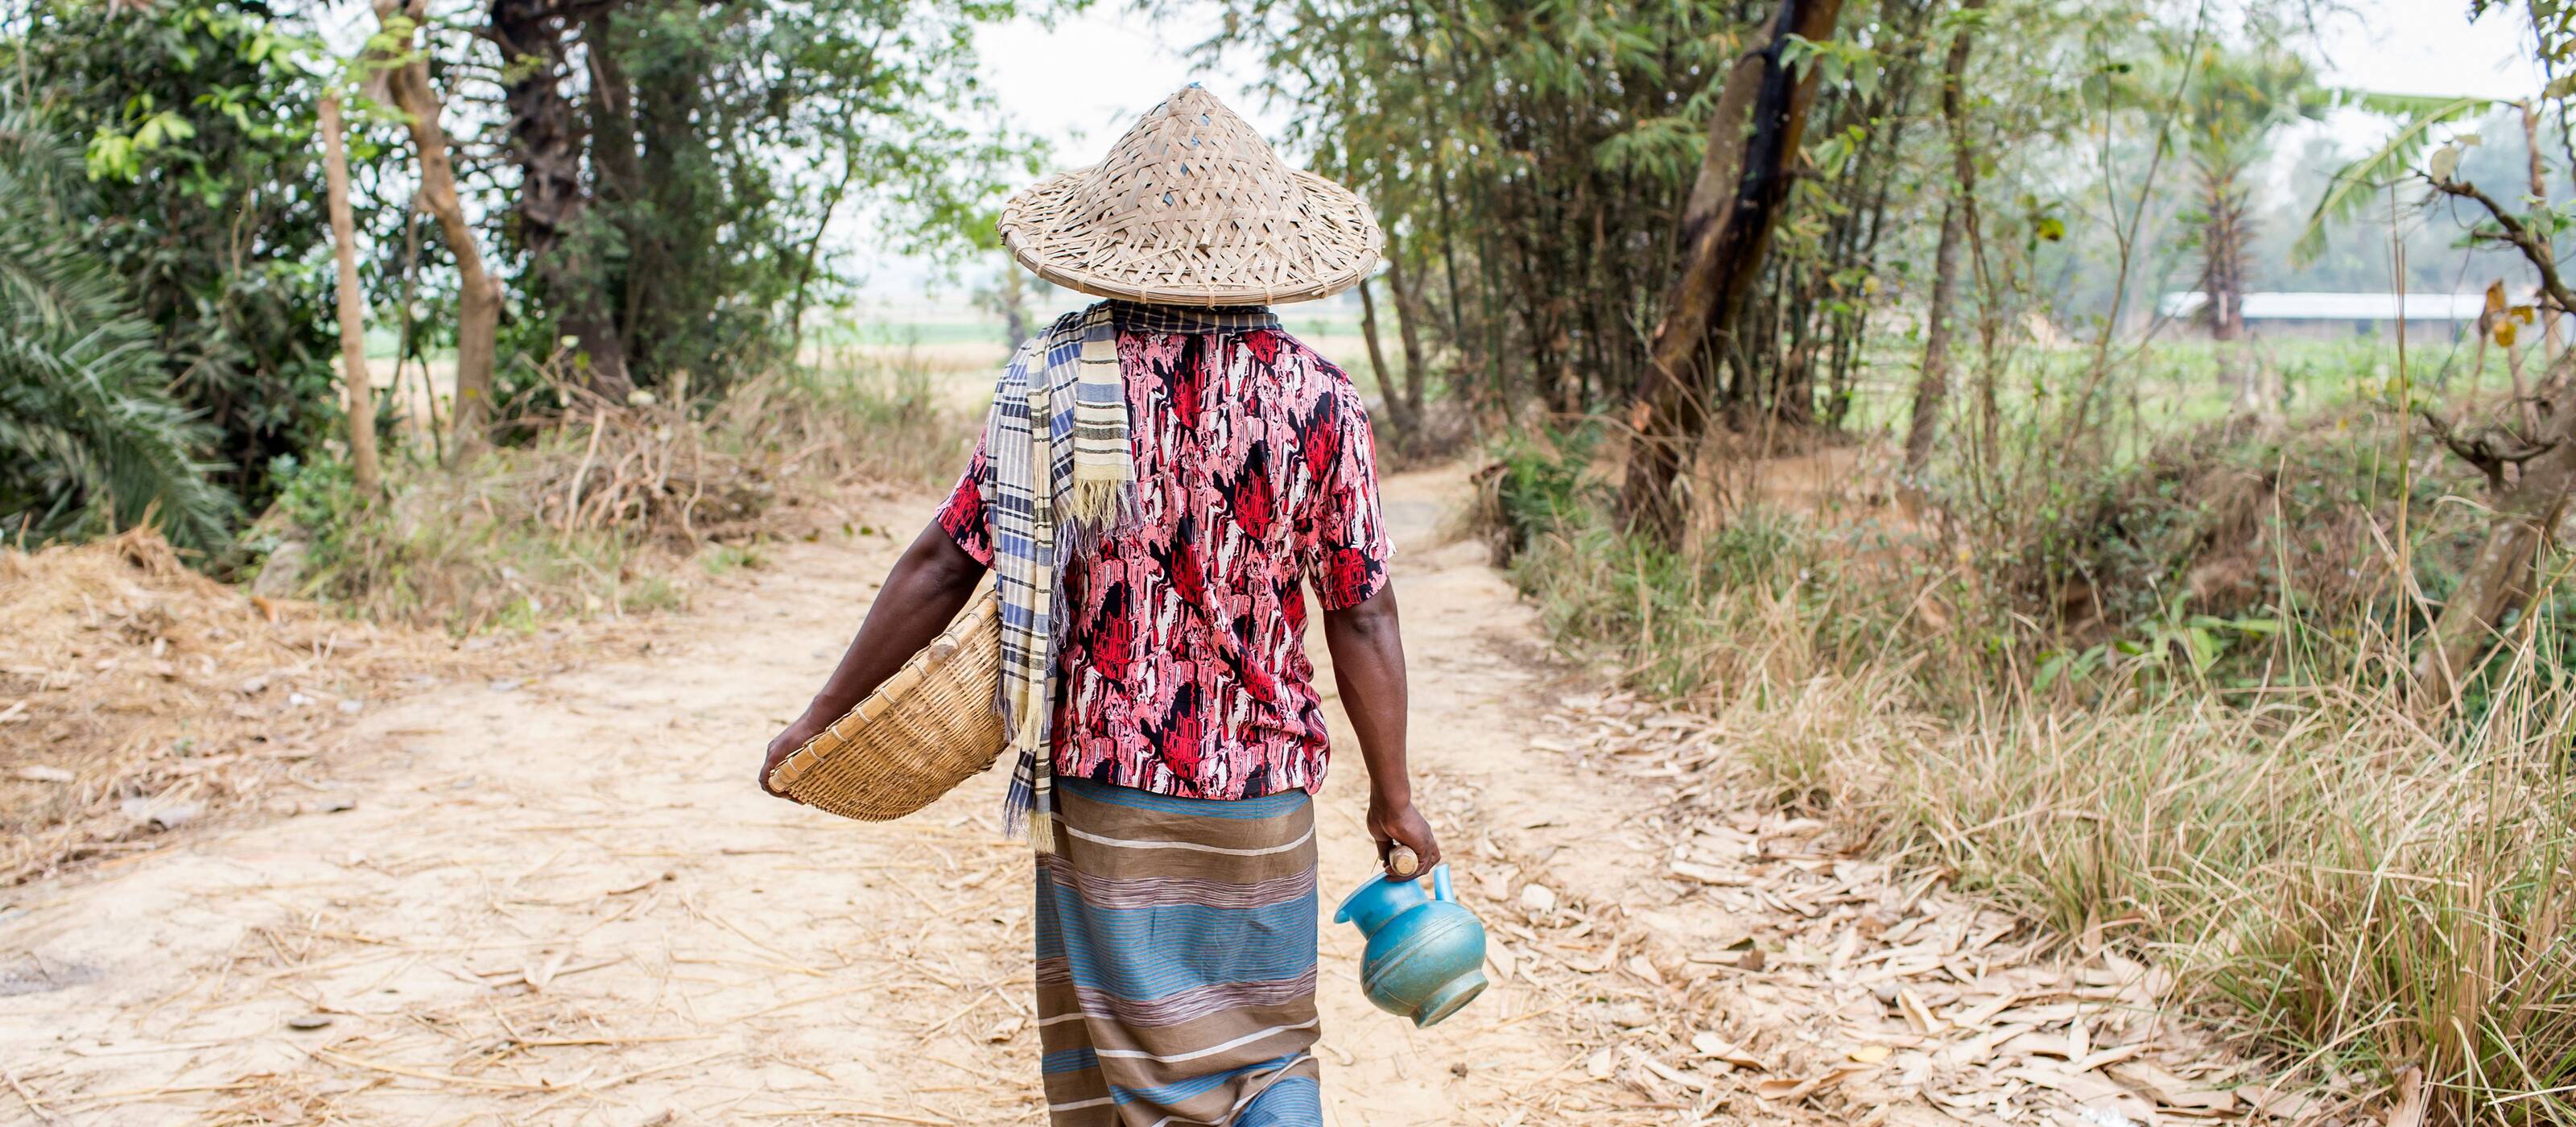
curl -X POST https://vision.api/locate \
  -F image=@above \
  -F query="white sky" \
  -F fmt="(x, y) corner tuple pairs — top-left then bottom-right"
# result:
(973, 7), (1287, 160)
(864, 0), (2548, 300)
(2314, 0), (2541, 101)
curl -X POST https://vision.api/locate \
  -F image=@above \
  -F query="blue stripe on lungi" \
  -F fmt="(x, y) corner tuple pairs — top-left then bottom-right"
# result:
(1042, 1046), (1100, 1075)
(1236, 1075), (1323, 1125)
(1035, 883), (1316, 997)
(1108, 1053), (1302, 1107)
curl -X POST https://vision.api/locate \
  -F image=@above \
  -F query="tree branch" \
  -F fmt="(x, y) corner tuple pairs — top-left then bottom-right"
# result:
(2434, 175), (2576, 315)
(2421, 406), (2563, 491)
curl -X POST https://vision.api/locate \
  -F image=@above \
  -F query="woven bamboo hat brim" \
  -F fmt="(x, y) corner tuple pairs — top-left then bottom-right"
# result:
(998, 85), (1382, 307)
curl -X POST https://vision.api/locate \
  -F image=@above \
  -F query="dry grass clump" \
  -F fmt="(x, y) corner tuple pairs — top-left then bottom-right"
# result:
(1476, 419), (2576, 1121)
(1862, 654), (2575, 1122)
(266, 357), (970, 633)
(0, 530), (529, 886)
(1554, 560), (2576, 1120)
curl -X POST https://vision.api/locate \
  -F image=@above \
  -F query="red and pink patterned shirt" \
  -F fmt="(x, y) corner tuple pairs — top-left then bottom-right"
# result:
(937, 306), (1392, 801)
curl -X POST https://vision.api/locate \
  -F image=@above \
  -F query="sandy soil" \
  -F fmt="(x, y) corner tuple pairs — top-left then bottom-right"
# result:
(0, 466), (2257, 1125)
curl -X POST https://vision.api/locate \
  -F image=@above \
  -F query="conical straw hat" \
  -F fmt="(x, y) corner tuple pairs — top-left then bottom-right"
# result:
(998, 85), (1382, 307)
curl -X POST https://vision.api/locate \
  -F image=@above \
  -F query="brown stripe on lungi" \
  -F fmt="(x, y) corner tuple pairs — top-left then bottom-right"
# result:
(1035, 778), (1323, 1125)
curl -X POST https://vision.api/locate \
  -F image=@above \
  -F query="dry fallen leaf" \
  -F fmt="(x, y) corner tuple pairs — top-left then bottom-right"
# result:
(1948, 991), (2021, 1030)
(1999, 1063), (2150, 1119)
(1519, 883), (1557, 913)
(1896, 988), (1945, 1036)
(2104, 1059), (2185, 1097)
(1756, 1066), (1864, 1103)
(1630, 1050), (1710, 1092)
(1998, 1031), (2078, 1059)
(1669, 859), (1752, 886)
(2070, 1042), (2147, 1074)
(2386, 1066), (2426, 1127)
(2241, 1082), (2326, 1121)
(1585, 1046), (1616, 1080)
(1690, 1032), (1764, 1071)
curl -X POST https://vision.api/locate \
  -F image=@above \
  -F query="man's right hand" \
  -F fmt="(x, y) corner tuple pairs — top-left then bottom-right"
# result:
(759, 710), (830, 801)
(1367, 789), (1442, 877)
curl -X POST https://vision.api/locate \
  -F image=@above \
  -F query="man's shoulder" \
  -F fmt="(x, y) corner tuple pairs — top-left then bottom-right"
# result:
(1259, 328), (1359, 391)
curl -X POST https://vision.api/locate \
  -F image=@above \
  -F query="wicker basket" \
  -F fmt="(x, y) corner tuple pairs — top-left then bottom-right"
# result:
(766, 589), (1008, 820)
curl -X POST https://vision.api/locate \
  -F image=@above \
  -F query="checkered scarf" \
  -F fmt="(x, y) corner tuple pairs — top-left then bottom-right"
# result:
(985, 301), (1278, 852)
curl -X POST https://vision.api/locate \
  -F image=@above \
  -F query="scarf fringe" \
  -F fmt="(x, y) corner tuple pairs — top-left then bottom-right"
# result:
(1065, 475), (1131, 532)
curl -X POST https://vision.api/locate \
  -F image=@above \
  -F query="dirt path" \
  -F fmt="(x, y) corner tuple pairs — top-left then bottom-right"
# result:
(2, 467), (2258, 1126)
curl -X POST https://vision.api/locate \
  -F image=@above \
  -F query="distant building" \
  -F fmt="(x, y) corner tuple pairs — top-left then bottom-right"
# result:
(2157, 291), (2491, 343)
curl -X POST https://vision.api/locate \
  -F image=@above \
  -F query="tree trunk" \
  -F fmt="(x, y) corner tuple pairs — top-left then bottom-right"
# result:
(1773, 267), (1818, 424)
(489, 0), (633, 399)
(1619, 0), (1845, 542)
(1902, 0), (1980, 475)
(2413, 379), (2576, 703)
(2202, 165), (2271, 422)
(1356, 275), (1419, 445)
(1385, 241), (1430, 420)
(1904, 200), (1966, 473)
(2417, 155), (2576, 705)
(1000, 267), (1031, 353)
(378, 0), (500, 454)
(320, 94), (384, 497)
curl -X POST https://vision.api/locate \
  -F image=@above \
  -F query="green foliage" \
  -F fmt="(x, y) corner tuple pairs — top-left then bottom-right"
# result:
(1479, 422), (1605, 564)
(1203, 0), (1748, 411)
(1480, 426), (1925, 703)
(5, 0), (341, 516)
(488, 0), (1046, 400)
(2169, 42), (2325, 173)
(0, 105), (235, 551)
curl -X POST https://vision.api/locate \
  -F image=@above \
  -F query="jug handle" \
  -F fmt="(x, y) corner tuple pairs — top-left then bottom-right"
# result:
(1431, 863), (1455, 902)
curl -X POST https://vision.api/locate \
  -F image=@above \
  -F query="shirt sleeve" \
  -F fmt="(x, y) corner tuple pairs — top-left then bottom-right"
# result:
(936, 432), (994, 566)
(1298, 380), (1393, 610)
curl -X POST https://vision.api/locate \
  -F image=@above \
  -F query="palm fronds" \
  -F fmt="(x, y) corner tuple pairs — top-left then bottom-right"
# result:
(0, 105), (236, 551)
(2293, 92), (2496, 266)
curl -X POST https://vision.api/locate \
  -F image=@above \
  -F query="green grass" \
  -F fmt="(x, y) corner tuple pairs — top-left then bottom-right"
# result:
(700, 543), (765, 576)
(1834, 332), (2530, 468)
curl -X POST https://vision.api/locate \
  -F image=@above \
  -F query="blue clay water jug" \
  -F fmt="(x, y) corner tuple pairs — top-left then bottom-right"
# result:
(1332, 863), (1489, 1028)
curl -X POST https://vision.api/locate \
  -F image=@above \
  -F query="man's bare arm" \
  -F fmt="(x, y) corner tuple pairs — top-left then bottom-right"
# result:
(1321, 583), (1442, 874)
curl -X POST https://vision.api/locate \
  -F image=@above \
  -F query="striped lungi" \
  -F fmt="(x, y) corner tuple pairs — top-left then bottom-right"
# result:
(1035, 778), (1323, 1126)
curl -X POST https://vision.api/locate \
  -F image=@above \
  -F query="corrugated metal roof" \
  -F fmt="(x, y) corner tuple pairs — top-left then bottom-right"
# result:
(2157, 291), (2495, 321)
